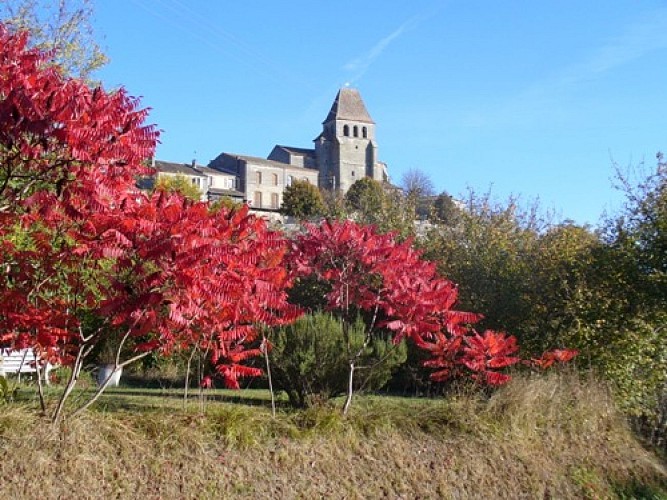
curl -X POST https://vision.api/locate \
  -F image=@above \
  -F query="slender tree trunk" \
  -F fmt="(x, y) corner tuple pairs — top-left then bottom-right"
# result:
(343, 361), (355, 416)
(34, 360), (46, 414)
(262, 336), (276, 418)
(71, 351), (150, 418)
(183, 347), (197, 408)
(52, 346), (85, 423)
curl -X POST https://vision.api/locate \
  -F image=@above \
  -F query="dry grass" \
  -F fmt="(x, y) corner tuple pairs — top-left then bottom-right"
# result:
(0, 371), (665, 499)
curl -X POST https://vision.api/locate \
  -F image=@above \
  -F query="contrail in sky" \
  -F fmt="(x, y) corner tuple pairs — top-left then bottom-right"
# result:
(342, 12), (428, 84)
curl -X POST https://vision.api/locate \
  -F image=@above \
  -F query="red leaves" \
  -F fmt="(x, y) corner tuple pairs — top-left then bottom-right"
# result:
(291, 219), (577, 388)
(531, 349), (579, 369)
(291, 220), (468, 344)
(0, 26), (297, 389)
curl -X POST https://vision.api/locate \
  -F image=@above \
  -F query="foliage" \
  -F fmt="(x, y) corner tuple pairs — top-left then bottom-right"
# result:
(210, 196), (243, 213)
(420, 179), (667, 448)
(154, 174), (203, 201)
(268, 312), (406, 407)
(429, 191), (461, 224)
(288, 219), (573, 412)
(0, 25), (299, 420)
(0, 0), (107, 79)
(345, 177), (384, 214)
(420, 191), (595, 354)
(280, 179), (325, 219)
(342, 177), (416, 239)
(1, 373), (665, 498)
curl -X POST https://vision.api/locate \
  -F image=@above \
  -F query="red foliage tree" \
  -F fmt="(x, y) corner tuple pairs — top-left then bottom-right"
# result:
(0, 25), (299, 420)
(290, 219), (577, 410)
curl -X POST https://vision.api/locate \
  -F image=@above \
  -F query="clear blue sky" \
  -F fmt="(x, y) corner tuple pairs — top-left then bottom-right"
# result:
(92, 1), (667, 227)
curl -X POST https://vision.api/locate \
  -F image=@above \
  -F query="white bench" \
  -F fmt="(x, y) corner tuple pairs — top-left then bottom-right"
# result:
(0, 348), (53, 385)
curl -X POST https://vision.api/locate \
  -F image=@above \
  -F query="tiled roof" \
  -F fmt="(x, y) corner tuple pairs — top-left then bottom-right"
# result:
(226, 153), (319, 171)
(153, 160), (207, 177)
(196, 165), (233, 176)
(323, 87), (374, 124)
(274, 145), (315, 157)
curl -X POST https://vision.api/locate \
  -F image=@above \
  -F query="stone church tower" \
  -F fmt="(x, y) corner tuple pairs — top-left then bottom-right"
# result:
(209, 87), (389, 215)
(314, 88), (385, 193)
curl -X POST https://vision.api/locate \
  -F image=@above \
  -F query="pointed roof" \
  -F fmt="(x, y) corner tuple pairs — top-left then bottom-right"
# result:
(323, 87), (375, 124)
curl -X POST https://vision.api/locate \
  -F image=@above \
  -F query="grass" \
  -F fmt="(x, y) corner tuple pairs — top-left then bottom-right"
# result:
(0, 370), (665, 498)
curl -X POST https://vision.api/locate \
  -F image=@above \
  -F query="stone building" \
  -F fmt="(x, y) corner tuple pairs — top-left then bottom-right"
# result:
(209, 87), (388, 212)
(147, 160), (244, 203)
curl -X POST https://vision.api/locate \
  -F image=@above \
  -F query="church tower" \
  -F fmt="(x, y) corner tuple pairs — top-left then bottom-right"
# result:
(315, 88), (384, 193)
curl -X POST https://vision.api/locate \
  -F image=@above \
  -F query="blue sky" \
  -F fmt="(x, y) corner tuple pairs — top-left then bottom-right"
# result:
(92, 1), (667, 226)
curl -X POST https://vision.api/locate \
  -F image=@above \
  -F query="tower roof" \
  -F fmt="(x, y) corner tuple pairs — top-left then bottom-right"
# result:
(323, 87), (375, 124)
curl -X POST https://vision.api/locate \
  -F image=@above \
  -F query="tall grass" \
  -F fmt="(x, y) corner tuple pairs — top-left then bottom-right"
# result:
(0, 371), (664, 498)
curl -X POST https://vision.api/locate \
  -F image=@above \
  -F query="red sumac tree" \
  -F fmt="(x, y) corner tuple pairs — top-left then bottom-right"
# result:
(290, 219), (577, 412)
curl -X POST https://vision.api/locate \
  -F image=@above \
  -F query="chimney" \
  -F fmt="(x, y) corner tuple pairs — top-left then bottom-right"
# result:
(192, 159), (196, 168)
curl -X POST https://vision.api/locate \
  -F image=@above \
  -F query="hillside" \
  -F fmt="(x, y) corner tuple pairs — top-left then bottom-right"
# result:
(0, 372), (665, 498)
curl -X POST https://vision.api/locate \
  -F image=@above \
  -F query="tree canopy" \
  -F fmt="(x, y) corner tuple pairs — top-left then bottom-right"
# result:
(280, 179), (325, 219)
(0, 0), (107, 79)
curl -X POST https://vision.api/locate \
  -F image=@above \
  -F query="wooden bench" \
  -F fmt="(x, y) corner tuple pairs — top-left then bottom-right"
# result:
(0, 348), (53, 385)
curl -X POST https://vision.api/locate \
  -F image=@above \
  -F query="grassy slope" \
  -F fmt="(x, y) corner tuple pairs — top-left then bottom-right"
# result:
(0, 371), (665, 499)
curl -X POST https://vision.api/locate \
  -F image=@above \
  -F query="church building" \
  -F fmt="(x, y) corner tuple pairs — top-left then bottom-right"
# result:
(208, 87), (389, 213)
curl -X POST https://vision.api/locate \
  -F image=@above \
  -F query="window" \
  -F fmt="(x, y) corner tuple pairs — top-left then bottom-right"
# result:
(256, 171), (262, 185)
(271, 193), (279, 209)
(362, 127), (367, 138)
(253, 191), (262, 208)
(353, 125), (358, 137)
(343, 125), (349, 137)
(287, 175), (293, 186)
(226, 177), (235, 189)
(272, 173), (278, 186)
(351, 171), (355, 177)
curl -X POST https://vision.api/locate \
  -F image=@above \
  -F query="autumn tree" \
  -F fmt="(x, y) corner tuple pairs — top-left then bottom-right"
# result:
(280, 179), (325, 219)
(0, 25), (299, 421)
(154, 174), (203, 201)
(287, 219), (573, 413)
(0, 0), (107, 79)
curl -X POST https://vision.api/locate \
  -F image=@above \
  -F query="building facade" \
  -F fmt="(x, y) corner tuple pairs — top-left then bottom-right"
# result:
(209, 87), (389, 213)
(148, 160), (244, 203)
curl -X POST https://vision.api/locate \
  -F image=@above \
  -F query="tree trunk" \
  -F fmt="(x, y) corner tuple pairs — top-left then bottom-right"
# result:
(342, 361), (355, 416)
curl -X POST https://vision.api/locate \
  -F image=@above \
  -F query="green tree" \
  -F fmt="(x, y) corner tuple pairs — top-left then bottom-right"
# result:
(268, 312), (406, 407)
(345, 177), (384, 216)
(280, 179), (325, 219)
(154, 174), (202, 201)
(0, 0), (108, 79)
(344, 177), (415, 238)
(430, 191), (461, 225)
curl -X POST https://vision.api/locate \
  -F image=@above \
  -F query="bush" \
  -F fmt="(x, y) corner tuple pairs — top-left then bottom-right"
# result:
(268, 312), (406, 407)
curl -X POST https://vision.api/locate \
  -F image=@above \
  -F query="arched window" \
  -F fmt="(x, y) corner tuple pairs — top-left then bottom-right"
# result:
(343, 125), (349, 137)
(272, 173), (278, 186)
(353, 125), (358, 137)
(271, 193), (279, 209)
(256, 171), (262, 185)
(362, 127), (367, 138)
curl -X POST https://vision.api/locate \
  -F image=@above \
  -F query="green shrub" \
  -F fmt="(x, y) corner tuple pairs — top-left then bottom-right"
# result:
(268, 312), (406, 407)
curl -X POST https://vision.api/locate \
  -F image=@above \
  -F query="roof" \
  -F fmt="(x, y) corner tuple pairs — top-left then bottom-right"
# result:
(274, 145), (315, 157)
(323, 87), (374, 124)
(195, 165), (234, 177)
(208, 187), (244, 198)
(153, 160), (207, 177)
(224, 153), (319, 172)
